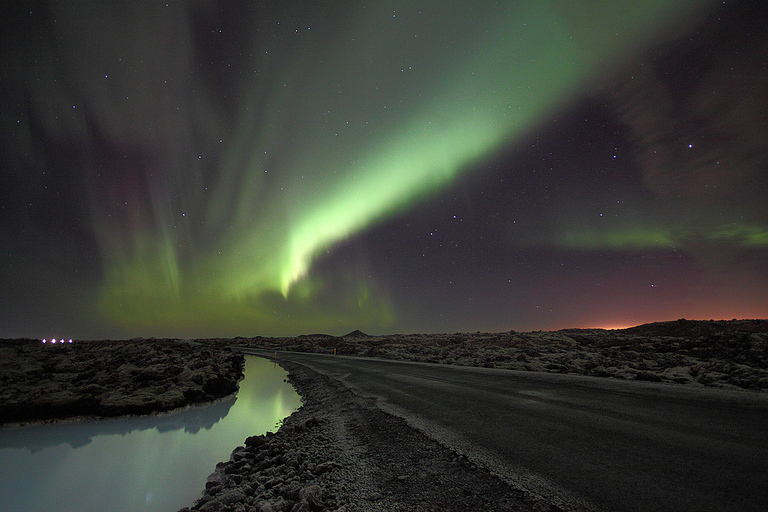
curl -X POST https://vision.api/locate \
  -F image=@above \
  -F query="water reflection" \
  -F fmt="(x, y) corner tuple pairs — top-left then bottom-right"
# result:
(0, 356), (301, 512)
(0, 396), (237, 453)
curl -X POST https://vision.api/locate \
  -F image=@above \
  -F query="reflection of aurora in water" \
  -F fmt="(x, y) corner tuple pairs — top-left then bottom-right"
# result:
(0, 357), (300, 512)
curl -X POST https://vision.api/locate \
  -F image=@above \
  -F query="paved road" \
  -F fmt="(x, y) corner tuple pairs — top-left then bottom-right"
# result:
(241, 349), (768, 511)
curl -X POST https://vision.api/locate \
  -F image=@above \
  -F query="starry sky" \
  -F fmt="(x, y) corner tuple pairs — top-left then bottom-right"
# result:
(1, 1), (767, 339)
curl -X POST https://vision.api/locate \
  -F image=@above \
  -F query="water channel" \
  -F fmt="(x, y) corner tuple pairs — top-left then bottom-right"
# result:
(0, 356), (302, 512)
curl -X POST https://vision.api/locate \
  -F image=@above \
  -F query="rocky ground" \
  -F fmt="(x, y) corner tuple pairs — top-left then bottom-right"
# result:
(3, 319), (767, 511)
(239, 319), (768, 392)
(181, 360), (554, 512)
(180, 319), (768, 512)
(0, 338), (244, 425)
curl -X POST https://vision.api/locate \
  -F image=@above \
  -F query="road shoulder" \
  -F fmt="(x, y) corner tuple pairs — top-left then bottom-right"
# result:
(182, 359), (549, 512)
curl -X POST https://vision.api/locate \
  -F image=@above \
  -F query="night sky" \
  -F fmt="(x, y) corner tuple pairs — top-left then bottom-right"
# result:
(1, 1), (766, 339)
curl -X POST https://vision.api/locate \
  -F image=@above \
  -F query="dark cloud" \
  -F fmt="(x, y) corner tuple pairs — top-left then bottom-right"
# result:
(610, 2), (768, 204)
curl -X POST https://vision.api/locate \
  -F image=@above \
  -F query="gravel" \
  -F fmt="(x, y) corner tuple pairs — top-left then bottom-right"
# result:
(181, 360), (550, 512)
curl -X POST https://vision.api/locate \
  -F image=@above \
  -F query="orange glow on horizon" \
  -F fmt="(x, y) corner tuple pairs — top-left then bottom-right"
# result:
(594, 323), (638, 331)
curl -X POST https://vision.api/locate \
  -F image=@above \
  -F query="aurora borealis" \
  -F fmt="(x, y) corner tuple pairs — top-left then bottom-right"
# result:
(1, 1), (767, 338)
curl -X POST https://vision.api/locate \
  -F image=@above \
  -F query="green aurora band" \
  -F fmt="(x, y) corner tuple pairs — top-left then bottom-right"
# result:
(89, 1), (718, 335)
(558, 223), (768, 251)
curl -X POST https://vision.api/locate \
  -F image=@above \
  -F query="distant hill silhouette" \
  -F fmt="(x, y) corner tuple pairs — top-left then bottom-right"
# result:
(621, 319), (768, 337)
(344, 330), (369, 338)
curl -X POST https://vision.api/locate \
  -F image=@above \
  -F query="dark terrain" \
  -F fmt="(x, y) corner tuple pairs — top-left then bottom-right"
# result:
(0, 338), (243, 425)
(2, 319), (767, 511)
(241, 319), (768, 391)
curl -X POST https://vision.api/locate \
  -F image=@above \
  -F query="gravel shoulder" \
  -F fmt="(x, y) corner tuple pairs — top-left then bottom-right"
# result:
(182, 359), (550, 512)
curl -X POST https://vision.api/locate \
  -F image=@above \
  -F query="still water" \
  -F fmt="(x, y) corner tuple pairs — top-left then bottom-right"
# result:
(0, 356), (301, 512)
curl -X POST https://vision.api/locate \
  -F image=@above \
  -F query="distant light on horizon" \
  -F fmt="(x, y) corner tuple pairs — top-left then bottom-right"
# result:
(597, 324), (638, 331)
(42, 337), (74, 344)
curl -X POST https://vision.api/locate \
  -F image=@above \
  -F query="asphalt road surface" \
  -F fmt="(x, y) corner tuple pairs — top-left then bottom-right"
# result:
(241, 349), (768, 511)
